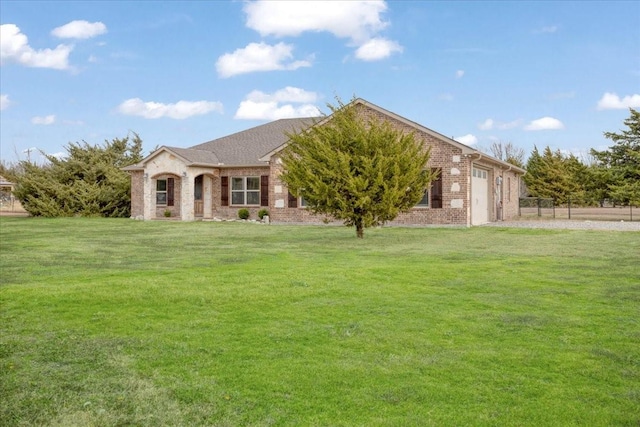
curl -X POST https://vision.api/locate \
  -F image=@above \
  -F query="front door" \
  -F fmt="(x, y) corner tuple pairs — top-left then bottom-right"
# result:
(194, 175), (204, 217)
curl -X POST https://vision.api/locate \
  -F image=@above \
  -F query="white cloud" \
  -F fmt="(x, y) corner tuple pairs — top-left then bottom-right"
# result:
(216, 42), (312, 78)
(49, 152), (67, 160)
(235, 87), (320, 120)
(478, 118), (522, 130)
(1, 24), (72, 70)
(243, 1), (401, 62)
(117, 98), (223, 119)
(51, 20), (107, 39)
(0, 94), (10, 110)
(500, 119), (522, 130)
(478, 119), (494, 130)
(246, 87), (319, 104)
(596, 92), (640, 110)
(244, 0), (388, 43)
(455, 134), (478, 145)
(31, 115), (56, 125)
(455, 70), (465, 79)
(524, 117), (564, 131)
(354, 37), (402, 61)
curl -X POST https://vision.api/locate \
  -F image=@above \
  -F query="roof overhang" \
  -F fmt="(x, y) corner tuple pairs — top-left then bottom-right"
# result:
(260, 98), (526, 176)
(469, 152), (526, 174)
(121, 146), (223, 171)
(259, 98), (480, 162)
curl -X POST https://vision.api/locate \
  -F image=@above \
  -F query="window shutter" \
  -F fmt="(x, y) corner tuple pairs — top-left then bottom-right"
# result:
(288, 190), (298, 208)
(260, 175), (269, 207)
(431, 168), (442, 209)
(221, 176), (229, 206)
(167, 178), (175, 206)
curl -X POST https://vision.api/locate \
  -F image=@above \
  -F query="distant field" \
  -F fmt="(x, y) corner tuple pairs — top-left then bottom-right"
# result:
(1, 217), (639, 426)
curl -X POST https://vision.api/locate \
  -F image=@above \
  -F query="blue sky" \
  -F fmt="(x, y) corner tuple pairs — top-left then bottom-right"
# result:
(1, 0), (639, 164)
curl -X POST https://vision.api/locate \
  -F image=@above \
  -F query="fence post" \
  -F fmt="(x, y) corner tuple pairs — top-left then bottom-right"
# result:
(568, 196), (571, 220)
(518, 198), (521, 217)
(537, 198), (541, 217)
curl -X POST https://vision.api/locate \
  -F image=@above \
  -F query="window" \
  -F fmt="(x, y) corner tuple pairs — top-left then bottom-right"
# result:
(507, 177), (511, 202)
(156, 178), (174, 206)
(194, 175), (203, 200)
(430, 168), (442, 208)
(415, 168), (442, 208)
(221, 175), (268, 207)
(473, 168), (488, 179)
(231, 176), (260, 205)
(287, 190), (307, 208)
(156, 179), (167, 205)
(288, 190), (298, 208)
(417, 190), (429, 207)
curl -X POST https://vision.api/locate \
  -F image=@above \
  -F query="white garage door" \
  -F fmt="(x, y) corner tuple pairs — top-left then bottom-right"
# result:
(472, 167), (489, 225)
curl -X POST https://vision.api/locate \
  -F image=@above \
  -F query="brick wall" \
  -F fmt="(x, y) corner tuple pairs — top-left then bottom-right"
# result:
(501, 169), (520, 220)
(129, 171), (144, 218)
(214, 167), (270, 220)
(268, 104), (472, 225)
(153, 174), (181, 218)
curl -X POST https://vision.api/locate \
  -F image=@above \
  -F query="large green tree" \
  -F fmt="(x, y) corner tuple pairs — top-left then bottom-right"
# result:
(590, 108), (640, 205)
(13, 134), (143, 217)
(524, 146), (584, 204)
(280, 98), (435, 238)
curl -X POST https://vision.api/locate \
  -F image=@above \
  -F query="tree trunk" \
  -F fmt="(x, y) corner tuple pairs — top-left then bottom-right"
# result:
(356, 222), (364, 238)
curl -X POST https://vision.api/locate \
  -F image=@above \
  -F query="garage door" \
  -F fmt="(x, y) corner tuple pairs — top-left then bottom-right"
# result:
(472, 167), (489, 225)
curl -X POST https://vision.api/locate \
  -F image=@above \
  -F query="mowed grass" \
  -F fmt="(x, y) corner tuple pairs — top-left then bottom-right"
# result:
(0, 218), (638, 426)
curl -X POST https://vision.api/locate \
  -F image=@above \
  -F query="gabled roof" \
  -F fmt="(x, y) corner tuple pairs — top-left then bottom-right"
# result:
(124, 98), (524, 174)
(190, 117), (317, 166)
(165, 146), (221, 165)
(261, 98), (525, 174)
(122, 117), (316, 170)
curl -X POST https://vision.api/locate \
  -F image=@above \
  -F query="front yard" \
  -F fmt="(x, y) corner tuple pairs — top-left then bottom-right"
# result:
(1, 218), (638, 426)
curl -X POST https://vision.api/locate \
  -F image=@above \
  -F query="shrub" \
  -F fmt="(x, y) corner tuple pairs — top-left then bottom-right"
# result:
(238, 208), (250, 220)
(12, 134), (143, 218)
(258, 209), (269, 220)
(164, 210), (171, 217)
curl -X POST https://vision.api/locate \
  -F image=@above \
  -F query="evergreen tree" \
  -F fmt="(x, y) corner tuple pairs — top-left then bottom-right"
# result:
(581, 163), (612, 206)
(524, 146), (583, 204)
(13, 133), (143, 217)
(280, 98), (435, 238)
(590, 109), (640, 205)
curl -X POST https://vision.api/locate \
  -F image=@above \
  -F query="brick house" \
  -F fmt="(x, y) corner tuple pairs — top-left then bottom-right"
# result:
(123, 98), (525, 226)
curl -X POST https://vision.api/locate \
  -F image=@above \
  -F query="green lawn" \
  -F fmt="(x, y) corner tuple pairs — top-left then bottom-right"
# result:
(1, 217), (638, 426)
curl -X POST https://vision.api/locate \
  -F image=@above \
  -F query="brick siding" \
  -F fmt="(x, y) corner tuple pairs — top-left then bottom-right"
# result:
(214, 167), (270, 220)
(154, 174), (182, 218)
(268, 104), (472, 225)
(129, 171), (144, 218)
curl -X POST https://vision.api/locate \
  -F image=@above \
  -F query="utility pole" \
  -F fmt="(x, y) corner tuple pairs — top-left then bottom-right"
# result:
(23, 148), (34, 163)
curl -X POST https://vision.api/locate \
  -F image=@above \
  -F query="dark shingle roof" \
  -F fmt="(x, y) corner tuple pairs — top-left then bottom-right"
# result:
(164, 147), (221, 165)
(189, 117), (317, 165)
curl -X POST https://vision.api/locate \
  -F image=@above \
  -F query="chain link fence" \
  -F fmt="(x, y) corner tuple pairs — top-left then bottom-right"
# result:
(519, 197), (638, 222)
(0, 189), (27, 215)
